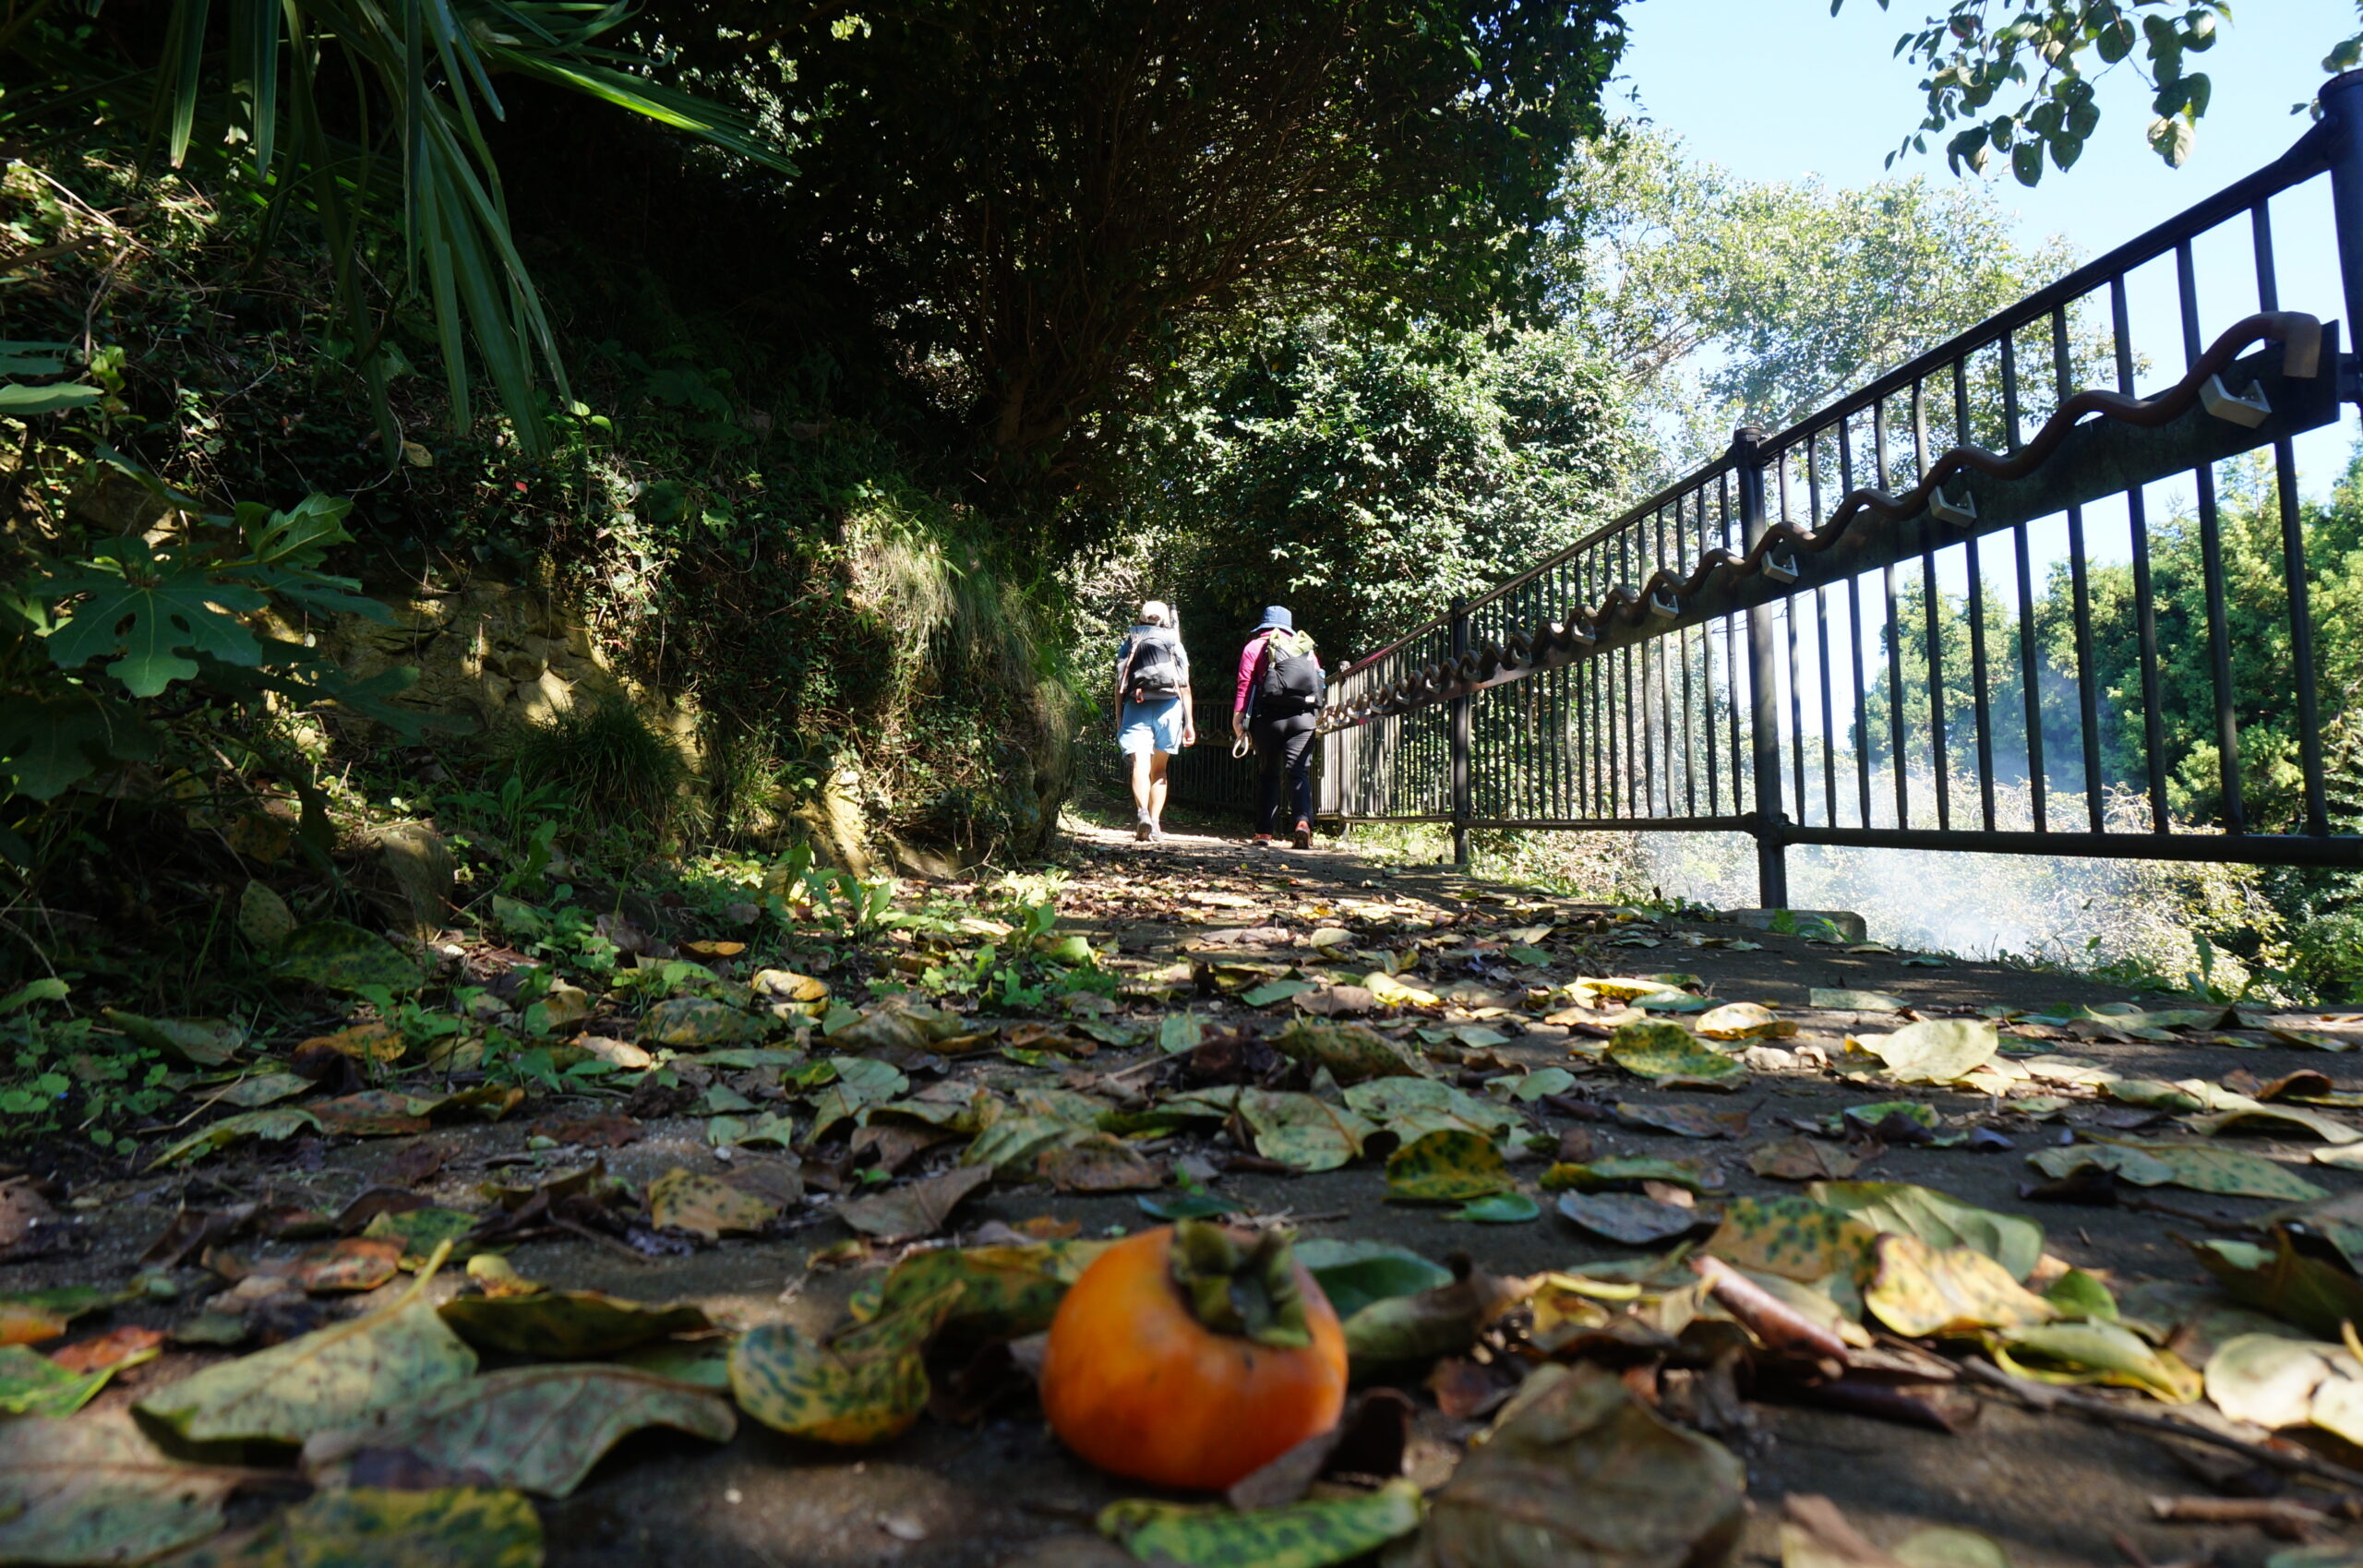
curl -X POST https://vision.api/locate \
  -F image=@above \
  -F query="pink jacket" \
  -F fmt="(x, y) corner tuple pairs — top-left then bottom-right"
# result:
(1234, 630), (1316, 719)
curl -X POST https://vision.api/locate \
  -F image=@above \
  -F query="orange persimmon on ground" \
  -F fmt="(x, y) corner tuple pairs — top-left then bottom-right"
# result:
(1038, 1221), (1348, 1491)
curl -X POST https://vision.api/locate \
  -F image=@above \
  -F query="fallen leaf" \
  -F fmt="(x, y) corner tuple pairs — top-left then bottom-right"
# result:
(288, 1237), (404, 1294)
(1541, 1155), (1718, 1194)
(150, 1107), (320, 1169)
(1342, 1077), (1521, 1143)
(303, 1364), (736, 1496)
(0, 1345), (129, 1418)
(1864, 1234), (2055, 1337)
(836, 1165), (994, 1240)
(1614, 1100), (1750, 1139)
(438, 1289), (714, 1359)
(192, 1485), (540, 1566)
(102, 1010), (244, 1066)
(273, 920), (425, 994)
(47, 1325), (166, 1375)
(135, 1256), (477, 1443)
(2191, 1233), (2363, 1340)
(1456, 1192), (1542, 1223)
(1858, 1020), (1997, 1084)
(1385, 1130), (1512, 1203)
(1809, 1182), (2045, 1282)
(1096, 1478), (1423, 1567)
(1750, 1138), (1863, 1182)
(0, 1414), (245, 1566)
(1037, 1136), (1164, 1192)
(1294, 1239), (1454, 1320)
(1707, 1197), (1879, 1282)
(729, 1287), (955, 1445)
(1994, 1320), (2202, 1402)
(1810, 989), (1910, 1012)
(1554, 1191), (1698, 1244)
(2202, 1333), (2343, 1427)
(1408, 1363), (1745, 1568)
(647, 1168), (781, 1239)
(1697, 1002), (1795, 1041)
(638, 997), (766, 1049)
(1605, 1021), (1746, 1090)
(1239, 1089), (1374, 1173)
(1271, 1019), (1423, 1082)
(1339, 1263), (1529, 1367)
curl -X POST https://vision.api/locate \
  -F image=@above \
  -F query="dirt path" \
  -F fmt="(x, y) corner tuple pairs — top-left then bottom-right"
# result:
(6, 814), (2363, 1567)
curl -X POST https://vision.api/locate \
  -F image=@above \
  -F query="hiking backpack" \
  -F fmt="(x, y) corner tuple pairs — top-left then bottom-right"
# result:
(1122, 626), (1186, 702)
(1255, 630), (1324, 715)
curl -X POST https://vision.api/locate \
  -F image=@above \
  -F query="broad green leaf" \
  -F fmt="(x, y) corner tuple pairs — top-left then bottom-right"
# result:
(848, 1240), (1109, 1342)
(1994, 1320), (2201, 1402)
(363, 1207), (494, 1268)
(2116, 1142), (2327, 1203)
(303, 1365), (736, 1496)
(1385, 1130), (1511, 1203)
(2026, 1143), (2178, 1186)
(2191, 1233), (2363, 1340)
(1807, 1182), (2045, 1282)
(185, 1486), (542, 1567)
(2044, 1268), (2118, 1322)
(102, 1010), (242, 1066)
(0, 382), (102, 414)
(150, 1106), (320, 1169)
(2188, 1102), (2363, 1145)
(0, 1415), (243, 1567)
(438, 1291), (713, 1359)
(1605, 1021), (1746, 1089)
(273, 920), (424, 995)
(1858, 1020), (1997, 1084)
(135, 1266), (476, 1443)
(0, 1346), (129, 1418)
(1457, 1191), (1541, 1223)
(1864, 1234), (2056, 1338)
(1295, 1240), (1454, 1319)
(1098, 1478), (1423, 1567)
(1242, 978), (1318, 1007)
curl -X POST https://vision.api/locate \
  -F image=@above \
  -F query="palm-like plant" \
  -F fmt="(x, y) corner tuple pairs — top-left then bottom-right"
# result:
(18, 1), (793, 458)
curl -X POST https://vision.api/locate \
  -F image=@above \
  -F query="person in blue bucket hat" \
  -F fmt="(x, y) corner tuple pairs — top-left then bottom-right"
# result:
(1231, 605), (1325, 848)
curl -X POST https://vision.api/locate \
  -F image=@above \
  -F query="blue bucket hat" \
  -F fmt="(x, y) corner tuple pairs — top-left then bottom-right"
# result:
(1254, 605), (1293, 633)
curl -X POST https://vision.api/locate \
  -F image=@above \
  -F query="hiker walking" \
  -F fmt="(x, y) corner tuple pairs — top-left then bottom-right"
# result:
(1114, 600), (1194, 842)
(1233, 605), (1324, 849)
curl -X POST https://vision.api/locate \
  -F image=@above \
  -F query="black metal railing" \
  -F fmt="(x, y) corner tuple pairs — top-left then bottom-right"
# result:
(1320, 71), (2363, 899)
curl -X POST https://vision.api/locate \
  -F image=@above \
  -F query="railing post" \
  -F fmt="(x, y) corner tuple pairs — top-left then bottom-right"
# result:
(1732, 426), (1789, 909)
(1449, 597), (1471, 867)
(2324, 70), (2363, 392)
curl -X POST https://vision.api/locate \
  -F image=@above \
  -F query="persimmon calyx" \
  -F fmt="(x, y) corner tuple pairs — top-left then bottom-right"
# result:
(1169, 1219), (1314, 1348)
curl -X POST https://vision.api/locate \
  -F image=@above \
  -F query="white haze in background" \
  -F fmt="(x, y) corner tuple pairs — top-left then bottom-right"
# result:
(1635, 775), (2283, 988)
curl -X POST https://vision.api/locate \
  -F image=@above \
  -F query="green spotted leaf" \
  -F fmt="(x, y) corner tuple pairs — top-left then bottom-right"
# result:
(1705, 1197), (1878, 1283)
(1604, 1021), (1746, 1090)
(2114, 1141), (2327, 1202)
(728, 1287), (956, 1446)
(1456, 1191), (1542, 1223)
(2191, 1233), (2363, 1340)
(0, 1415), (245, 1567)
(272, 920), (425, 994)
(302, 1365), (736, 1496)
(848, 1240), (1110, 1343)
(438, 1291), (714, 1359)
(1097, 1478), (1423, 1567)
(638, 997), (765, 1049)
(135, 1270), (476, 1444)
(363, 1207), (496, 1269)
(1272, 1020), (1425, 1083)
(179, 1486), (542, 1567)
(1341, 1076), (1521, 1142)
(1385, 1129), (1511, 1203)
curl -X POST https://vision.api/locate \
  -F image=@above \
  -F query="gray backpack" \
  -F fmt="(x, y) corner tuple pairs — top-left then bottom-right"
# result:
(1122, 626), (1185, 702)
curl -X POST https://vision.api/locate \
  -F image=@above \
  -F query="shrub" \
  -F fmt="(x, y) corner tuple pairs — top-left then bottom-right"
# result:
(505, 698), (690, 831)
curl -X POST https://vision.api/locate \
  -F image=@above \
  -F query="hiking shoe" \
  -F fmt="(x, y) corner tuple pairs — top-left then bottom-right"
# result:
(1251, 833), (1273, 848)
(1134, 811), (1152, 843)
(1290, 820), (1313, 849)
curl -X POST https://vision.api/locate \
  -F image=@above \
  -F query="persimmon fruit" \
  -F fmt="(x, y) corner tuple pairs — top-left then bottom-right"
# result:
(1038, 1220), (1348, 1491)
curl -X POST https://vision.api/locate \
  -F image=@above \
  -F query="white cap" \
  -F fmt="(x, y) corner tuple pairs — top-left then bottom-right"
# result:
(1139, 599), (1171, 626)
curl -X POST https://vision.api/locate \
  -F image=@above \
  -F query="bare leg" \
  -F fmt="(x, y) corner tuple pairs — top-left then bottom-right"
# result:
(1129, 748), (1153, 815)
(1148, 752), (1171, 830)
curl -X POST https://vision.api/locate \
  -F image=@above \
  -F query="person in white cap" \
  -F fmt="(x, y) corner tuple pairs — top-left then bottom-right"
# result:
(1112, 600), (1195, 841)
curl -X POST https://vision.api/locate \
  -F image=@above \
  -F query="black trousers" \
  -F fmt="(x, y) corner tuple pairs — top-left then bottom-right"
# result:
(1252, 711), (1316, 834)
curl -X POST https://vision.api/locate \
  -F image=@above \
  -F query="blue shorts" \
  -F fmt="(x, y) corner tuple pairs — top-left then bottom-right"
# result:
(1119, 698), (1184, 757)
